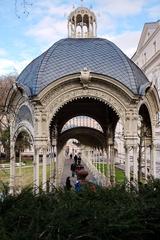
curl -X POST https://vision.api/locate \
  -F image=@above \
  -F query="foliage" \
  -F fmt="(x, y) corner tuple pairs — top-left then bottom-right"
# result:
(0, 127), (10, 159)
(15, 131), (31, 152)
(0, 179), (160, 239)
(0, 74), (17, 160)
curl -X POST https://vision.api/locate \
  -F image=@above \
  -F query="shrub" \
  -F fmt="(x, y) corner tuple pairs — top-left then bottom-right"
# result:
(0, 180), (160, 239)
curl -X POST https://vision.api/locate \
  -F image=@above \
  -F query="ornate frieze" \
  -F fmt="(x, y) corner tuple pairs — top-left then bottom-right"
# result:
(46, 88), (126, 125)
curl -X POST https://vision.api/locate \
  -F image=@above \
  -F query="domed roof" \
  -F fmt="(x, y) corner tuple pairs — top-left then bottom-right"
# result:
(17, 38), (150, 96)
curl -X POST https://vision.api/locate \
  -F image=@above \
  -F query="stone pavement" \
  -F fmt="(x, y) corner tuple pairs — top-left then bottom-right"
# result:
(60, 157), (95, 188)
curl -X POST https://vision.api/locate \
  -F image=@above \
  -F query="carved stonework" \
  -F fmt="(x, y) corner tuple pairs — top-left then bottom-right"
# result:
(80, 67), (91, 89)
(46, 88), (126, 125)
(40, 74), (135, 108)
(139, 96), (157, 136)
(13, 121), (34, 142)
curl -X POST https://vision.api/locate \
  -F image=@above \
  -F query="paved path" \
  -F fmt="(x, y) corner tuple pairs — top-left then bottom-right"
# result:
(60, 158), (95, 188)
(60, 158), (76, 188)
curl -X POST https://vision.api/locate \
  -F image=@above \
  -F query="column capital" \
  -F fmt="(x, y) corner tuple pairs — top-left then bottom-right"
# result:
(132, 145), (138, 150)
(124, 144), (132, 150)
(34, 146), (41, 151)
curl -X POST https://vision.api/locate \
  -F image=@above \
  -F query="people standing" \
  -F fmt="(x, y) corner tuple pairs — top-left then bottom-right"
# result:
(74, 154), (78, 165)
(77, 155), (81, 165)
(71, 162), (76, 177)
(66, 176), (72, 190)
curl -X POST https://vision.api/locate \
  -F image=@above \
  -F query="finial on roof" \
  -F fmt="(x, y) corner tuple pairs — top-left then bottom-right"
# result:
(68, 4), (97, 38)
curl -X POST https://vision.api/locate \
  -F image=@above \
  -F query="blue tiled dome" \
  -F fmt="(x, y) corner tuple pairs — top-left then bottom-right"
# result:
(17, 38), (149, 96)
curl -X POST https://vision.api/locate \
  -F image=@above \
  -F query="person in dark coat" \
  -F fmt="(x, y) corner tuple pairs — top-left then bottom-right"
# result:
(71, 163), (76, 177)
(74, 154), (78, 165)
(77, 155), (81, 165)
(66, 176), (72, 190)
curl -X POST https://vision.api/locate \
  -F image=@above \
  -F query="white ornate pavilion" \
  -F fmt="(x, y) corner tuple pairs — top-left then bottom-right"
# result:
(7, 6), (160, 192)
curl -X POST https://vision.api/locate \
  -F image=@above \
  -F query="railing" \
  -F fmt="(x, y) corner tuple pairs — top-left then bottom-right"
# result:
(82, 154), (107, 186)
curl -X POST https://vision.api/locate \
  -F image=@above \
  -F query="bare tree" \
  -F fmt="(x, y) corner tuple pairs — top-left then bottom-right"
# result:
(14, 0), (33, 18)
(0, 74), (17, 160)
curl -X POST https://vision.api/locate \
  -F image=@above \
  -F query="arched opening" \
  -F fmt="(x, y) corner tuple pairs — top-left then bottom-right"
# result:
(14, 130), (33, 191)
(49, 97), (126, 187)
(76, 25), (82, 38)
(61, 116), (103, 133)
(115, 119), (124, 163)
(58, 127), (106, 186)
(16, 105), (33, 126)
(83, 14), (89, 25)
(138, 104), (152, 182)
(76, 14), (82, 37)
(83, 25), (88, 38)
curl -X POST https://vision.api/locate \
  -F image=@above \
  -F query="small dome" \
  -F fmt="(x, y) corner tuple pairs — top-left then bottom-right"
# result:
(68, 6), (97, 38)
(68, 7), (96, 20)
(17, 38), (149, 96)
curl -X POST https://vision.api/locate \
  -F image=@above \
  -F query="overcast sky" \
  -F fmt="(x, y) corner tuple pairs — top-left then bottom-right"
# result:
(0, 0), (160, 75)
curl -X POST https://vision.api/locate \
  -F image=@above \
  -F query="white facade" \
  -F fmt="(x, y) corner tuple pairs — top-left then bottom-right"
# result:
(132, 20), (160, 93)
(132, 20), (160, 177)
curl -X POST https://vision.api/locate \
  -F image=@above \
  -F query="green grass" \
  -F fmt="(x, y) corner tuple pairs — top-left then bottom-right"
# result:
(95, 163), (125, 183)
(0, 163), (54, 188)
(0, 162), (124, 188)
(115, 167), (125, 182)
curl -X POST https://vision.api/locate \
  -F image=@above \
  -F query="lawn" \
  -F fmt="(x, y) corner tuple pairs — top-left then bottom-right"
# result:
(0, 162), (125, 188)
(95, 163), (125, 183)
(0, 163), (54, 188)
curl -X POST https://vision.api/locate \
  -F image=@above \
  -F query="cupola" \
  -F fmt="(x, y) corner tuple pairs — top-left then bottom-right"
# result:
(68, 6), (97, 38)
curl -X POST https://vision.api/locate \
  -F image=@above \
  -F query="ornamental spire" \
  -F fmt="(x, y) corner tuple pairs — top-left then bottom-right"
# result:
(68, 4), (97, 38)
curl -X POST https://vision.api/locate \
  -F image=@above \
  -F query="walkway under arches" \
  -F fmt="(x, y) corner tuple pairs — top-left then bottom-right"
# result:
(6, 5), (160, 193)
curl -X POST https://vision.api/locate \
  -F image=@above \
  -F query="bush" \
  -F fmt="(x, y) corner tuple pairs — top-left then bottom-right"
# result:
(0, 180), (160, 239)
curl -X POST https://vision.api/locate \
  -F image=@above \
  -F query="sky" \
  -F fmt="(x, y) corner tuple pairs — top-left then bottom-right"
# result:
(0, 0), (160, 75)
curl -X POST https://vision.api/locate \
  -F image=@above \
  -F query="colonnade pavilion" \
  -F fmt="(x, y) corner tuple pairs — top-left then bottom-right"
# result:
(6, 5), (160, 192)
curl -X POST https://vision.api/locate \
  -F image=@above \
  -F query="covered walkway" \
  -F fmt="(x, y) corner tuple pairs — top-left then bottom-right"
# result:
(60, 157), (96, 188)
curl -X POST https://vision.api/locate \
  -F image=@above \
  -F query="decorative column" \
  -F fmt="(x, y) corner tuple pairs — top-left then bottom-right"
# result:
(124, 108), (138, 182)
(82, 15), (84, 37)
(110, 144), (115, 185)
(88, 15), (90, 37)
(102, 149), (105, 175)
(49, 145), (53, 190)
(150, 143), (156, 178)
(10, 140), (16, 194)
(55, 143), (61, 188)
(33, 146), (40, 193)
(133, 145), (138, 181)
(74, 14), (77, 37)
(125, 145), (130, 181)
(106, 144), (111, 186)
(42, 147), (47, 191)
(144, 144), (148, 182)
(19, 150), (22, 189)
